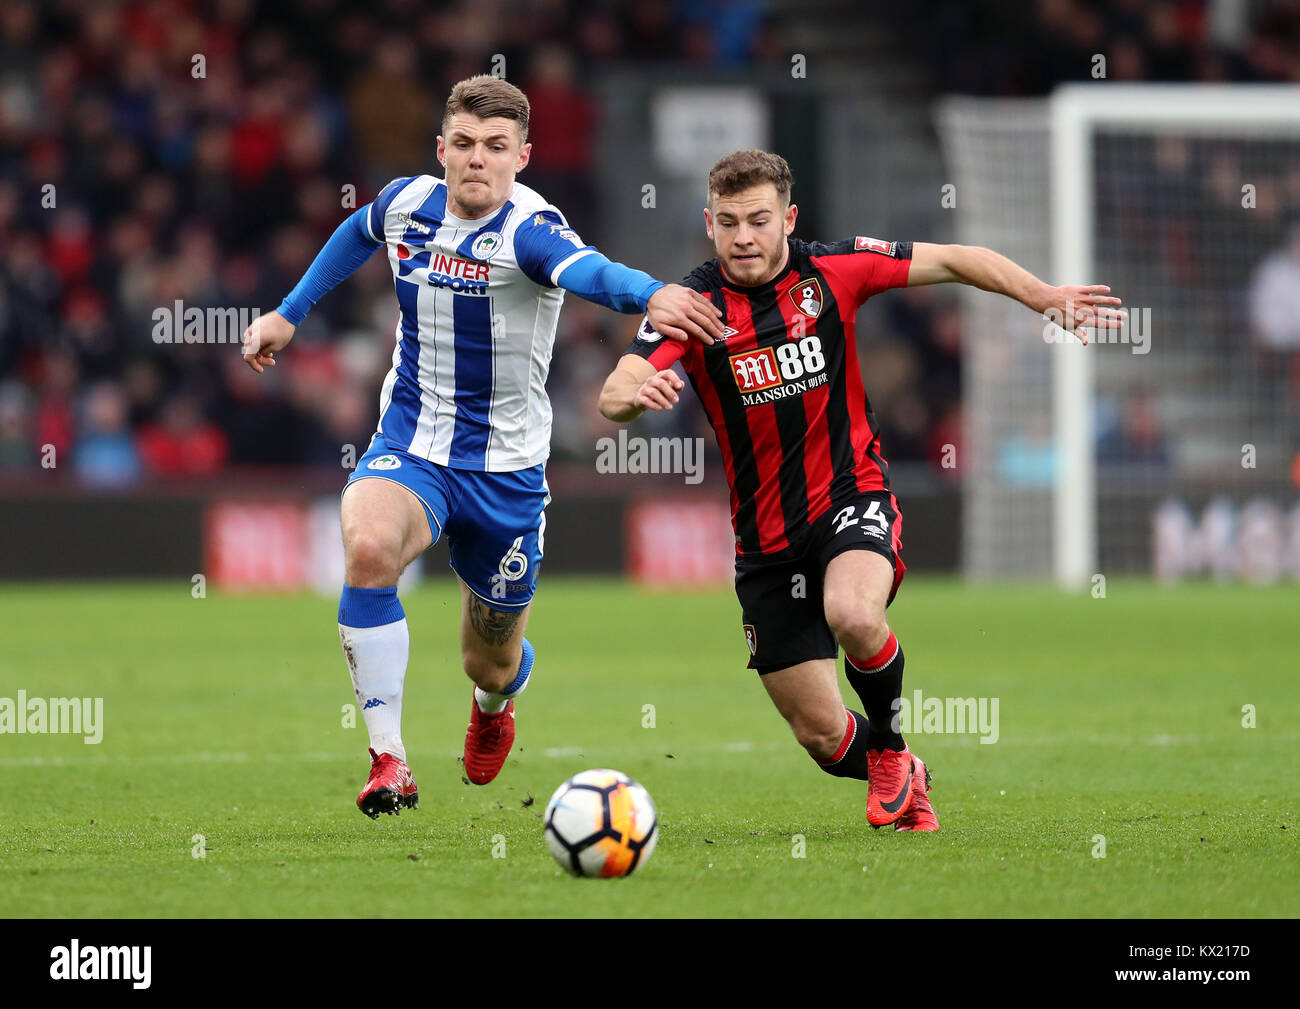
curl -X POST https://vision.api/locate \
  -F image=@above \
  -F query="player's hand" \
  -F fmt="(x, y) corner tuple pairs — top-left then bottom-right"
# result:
(633, 369), (685, 412)
(646, 285), (724, 346)
(241, 310), (296, 373)
(1045, 284), (1126, 345)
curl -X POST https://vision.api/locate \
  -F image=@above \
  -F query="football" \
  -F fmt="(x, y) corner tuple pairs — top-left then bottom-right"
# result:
(543, 769), (658, 878)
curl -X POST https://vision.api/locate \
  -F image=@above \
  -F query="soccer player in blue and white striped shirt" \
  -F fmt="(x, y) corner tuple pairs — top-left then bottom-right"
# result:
(241, 75), (722, 817)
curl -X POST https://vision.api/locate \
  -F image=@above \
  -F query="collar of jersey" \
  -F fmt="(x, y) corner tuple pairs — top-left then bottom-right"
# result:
(440, 199), (510, 229)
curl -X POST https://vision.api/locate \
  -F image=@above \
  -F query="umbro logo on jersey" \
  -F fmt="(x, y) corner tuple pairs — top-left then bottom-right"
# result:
(721, 325), (739, 340)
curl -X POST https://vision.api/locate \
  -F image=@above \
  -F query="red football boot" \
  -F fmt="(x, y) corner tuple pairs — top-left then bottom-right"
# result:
(463, 696), (515, 785)
(895, 755), (939, 832)
(866, 743), (915, 828)
(356, 747), (418, 819)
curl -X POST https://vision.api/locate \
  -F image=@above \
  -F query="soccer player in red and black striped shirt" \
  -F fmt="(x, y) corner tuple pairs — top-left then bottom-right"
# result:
(599, 150), (1124, 830)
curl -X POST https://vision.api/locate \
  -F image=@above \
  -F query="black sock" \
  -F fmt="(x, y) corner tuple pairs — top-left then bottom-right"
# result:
(815, 709), (871, 780)
(845, 631), (906, 751)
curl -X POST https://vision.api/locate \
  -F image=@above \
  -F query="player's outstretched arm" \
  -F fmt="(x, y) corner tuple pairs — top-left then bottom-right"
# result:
(907, 241), (1126, 344)
(598, 355), (684, 422)
(514, 212), (723, 344)
(241, 205), (383, 372)
(551, 251), (722, 345)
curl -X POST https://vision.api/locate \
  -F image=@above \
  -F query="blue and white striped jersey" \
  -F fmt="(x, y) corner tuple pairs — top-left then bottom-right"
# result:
(365, 175), (601, 472)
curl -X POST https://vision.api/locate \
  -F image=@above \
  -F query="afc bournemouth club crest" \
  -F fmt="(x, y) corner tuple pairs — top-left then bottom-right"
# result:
(743, 624), (758, 656)
(788, 278), (823, 319)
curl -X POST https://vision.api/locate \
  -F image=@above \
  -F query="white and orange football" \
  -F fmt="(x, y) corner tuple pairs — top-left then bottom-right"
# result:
(543, 769), (658, 878)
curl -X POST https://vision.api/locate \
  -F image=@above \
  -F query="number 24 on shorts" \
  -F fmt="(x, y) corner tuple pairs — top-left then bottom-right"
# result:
(833, 501), (889, 539)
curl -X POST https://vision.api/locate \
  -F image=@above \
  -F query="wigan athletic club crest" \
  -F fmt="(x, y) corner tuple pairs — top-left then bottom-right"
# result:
(470, 231), (504, 261)
(788, 278), (823, 319)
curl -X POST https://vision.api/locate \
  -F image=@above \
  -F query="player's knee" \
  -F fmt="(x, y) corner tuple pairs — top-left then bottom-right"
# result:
(344, 530), (403, 587)
(824, 599), (887, 654)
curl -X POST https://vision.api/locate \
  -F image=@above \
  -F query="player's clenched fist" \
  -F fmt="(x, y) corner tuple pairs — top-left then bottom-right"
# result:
(633, 369), (685, 412)
(241, 310), (297, 373)
(646, 284), (723, 345)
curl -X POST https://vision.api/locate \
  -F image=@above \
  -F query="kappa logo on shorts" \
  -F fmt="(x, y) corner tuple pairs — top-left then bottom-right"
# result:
(367, 455), (402, 471)
(743, 623), (758, 656)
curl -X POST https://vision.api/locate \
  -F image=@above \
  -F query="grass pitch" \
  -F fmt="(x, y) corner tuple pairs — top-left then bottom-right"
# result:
(1, 577), (1296, 918)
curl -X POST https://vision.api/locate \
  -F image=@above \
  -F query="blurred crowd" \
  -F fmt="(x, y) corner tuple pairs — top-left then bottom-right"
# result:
(926, 0), (1300, 94)
(0, 0), (778, 485)
(1, 0), (1297, 488)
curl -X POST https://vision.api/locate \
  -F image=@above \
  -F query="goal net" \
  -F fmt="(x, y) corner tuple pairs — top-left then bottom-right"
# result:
(937, 85), (1300, 586)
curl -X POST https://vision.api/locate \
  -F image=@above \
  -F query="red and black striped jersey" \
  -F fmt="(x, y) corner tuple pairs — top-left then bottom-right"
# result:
(627, 236), (913, 562)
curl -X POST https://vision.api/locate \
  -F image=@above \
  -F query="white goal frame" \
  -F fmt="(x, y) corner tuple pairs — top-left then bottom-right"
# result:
(1049, 84), (1300, 588)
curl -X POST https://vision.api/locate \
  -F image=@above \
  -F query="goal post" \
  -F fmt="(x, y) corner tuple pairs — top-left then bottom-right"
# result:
(1050, 84), (1300, 588)
(939, 84), (1300, 587)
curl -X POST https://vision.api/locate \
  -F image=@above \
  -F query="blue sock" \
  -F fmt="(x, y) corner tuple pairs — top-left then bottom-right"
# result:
(474, 638), (534, 713)
(504, 638), (535, 696)
(338, 584), (404, 628)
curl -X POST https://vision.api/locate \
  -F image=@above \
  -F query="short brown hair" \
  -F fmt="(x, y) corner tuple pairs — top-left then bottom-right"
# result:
(708, 150), (793, 206)
(442, 75), (530, 142)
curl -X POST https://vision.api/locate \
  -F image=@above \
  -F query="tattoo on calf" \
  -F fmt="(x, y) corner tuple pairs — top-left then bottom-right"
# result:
(469, 596), (521, 647)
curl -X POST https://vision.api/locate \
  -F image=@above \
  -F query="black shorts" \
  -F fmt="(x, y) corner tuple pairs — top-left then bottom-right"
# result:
(734, 491), (905, 675)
